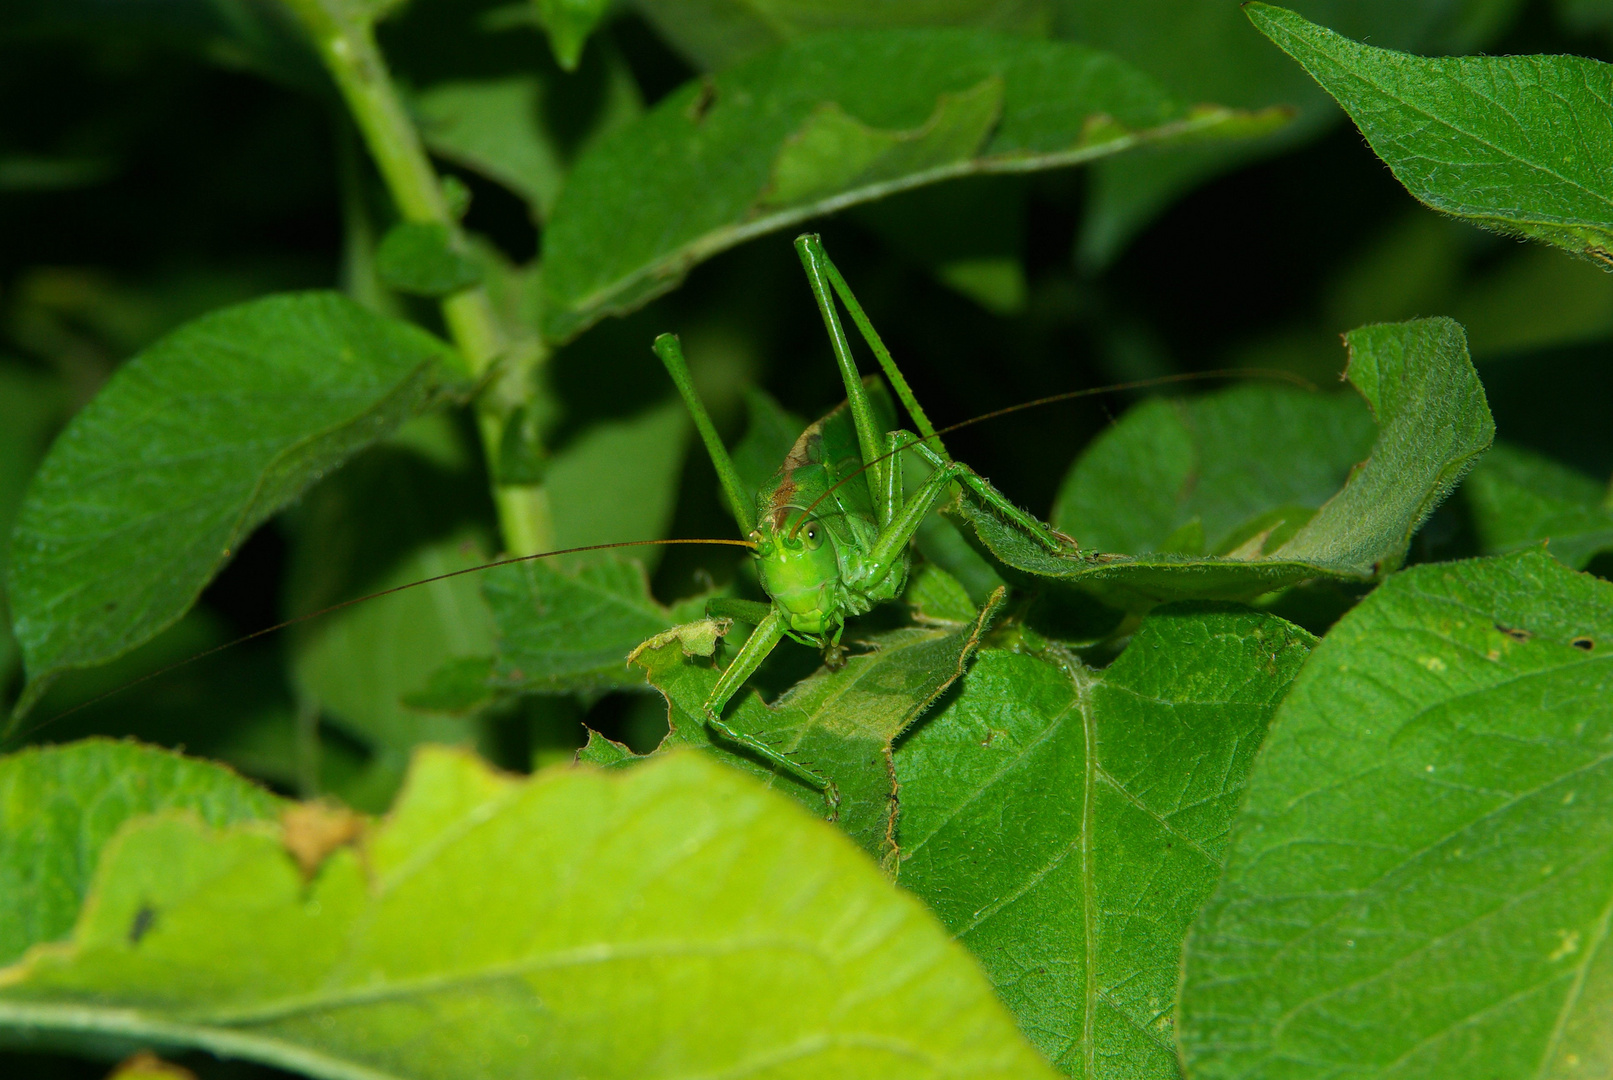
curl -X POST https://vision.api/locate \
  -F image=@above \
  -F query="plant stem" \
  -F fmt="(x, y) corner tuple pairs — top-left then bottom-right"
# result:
(284, 0), (552, 556)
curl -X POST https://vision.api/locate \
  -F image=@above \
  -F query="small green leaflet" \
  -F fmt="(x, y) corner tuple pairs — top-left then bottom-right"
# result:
(1467, 441), (1613, 569)
(1052, 383), (1376, 558)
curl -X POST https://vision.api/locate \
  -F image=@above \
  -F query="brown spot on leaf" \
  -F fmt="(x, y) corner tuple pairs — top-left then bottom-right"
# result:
(128, 903), (156, 944)
(1572, 636), (1595, 651)
(109, 1051), (198, 1080)
(282, 801), (365, 878)
(686, 77), (717, 123)
(1495, 623), (1531, 642)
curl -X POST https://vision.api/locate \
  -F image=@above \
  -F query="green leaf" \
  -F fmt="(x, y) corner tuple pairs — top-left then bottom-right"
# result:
(0, 364), (64, 687)
(1179, 548), (1613, 1080)
(6, 293), (467, 718)
(956, 318), (1493, 606)
(545, 399), (689, 550)
(0, 739), (281, 968)
(1061, 0), (1524, 266)
(425, 400), (693, 705)
(631, 591), (1005, 862)
(483, 552), (710, 696)
(896, 607), (1316, 1077)
(1558, 0), (1613, 34)
(374, 222), (483, 297)
(852, 177), (1030, 314)
(283, 437), (496, 799)
(0, 0), (323, 90)
(530, 0), (610, 70)
(1449, 243), (1613, 357)
(539, 28), (1287, 343)
(1248, 3), (1613, 266)
(0, 747), (1059, 1080)
(412, 56), (641, 221)
(1053, 384), (1376, 557)
(1467, 442), (1613, 569)
(636, 0), (1053, 71)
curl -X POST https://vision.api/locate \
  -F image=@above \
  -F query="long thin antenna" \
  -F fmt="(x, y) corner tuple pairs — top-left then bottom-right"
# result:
(6, 537), (756, 748)
(790, 368), (1315, 536)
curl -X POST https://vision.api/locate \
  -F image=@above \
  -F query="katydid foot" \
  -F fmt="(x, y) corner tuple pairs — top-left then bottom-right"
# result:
(703, 708), (841, 819)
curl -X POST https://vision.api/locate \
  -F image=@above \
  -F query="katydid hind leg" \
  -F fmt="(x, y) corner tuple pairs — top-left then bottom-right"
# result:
(795, 234), (946, 460)
(793, 236), (889, 517)
(849, 432), (1069, 593)
(907, 438), (1070, 552)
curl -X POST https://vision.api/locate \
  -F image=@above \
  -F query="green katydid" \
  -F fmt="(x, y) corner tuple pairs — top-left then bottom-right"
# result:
(652, 234), (1079, 808)
(9, 234), (1285, 773)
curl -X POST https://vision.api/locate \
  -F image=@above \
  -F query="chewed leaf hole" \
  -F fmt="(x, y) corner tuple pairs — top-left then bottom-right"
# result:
(1494, 622), (1531, 641)
(1571, 636), (1595, 651)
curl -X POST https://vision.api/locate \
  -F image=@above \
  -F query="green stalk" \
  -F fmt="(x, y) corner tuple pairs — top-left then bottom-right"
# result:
(283, 0), (552, 556)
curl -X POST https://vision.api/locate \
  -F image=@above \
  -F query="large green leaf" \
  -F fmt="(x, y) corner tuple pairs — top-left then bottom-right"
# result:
(952, 318), (1493, 606)
(544, 399), (689, 550)
(0, 364), (64, 688)
(1178, 548), (1613, 1080)
(0, 739), (281, 968)
(1061, 0), (1520, 265)
(0, 746), (1059, 1080)
(539, 28), (1285, 343)
(1467, 442), (1613, 569)
(896, 608), (1315, 1077)
(1249, 3), (1613, 266)
(634, 0), (1053, 70)
(6, 293), (467, 717)
(1052, 384), (1376, 558)
(628, 592), (1004, 861)
(282, 430), (497, 809)
(412, 53), (641, 222)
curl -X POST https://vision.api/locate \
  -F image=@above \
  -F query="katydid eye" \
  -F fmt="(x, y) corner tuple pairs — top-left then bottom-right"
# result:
(803, 525), (824, 549)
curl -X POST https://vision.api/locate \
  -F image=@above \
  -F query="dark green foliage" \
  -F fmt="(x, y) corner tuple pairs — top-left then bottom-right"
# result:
(7, 293), (467, 716)
(539, 28), (1285, 342)
(896, 607), (1316, 1076)
(954, 318), (1493, 607)
(5, 3), (1613, 1078)
(1179, 548), (1613, 1080)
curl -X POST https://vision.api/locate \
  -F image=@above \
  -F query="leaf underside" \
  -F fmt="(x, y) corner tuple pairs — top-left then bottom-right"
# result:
(952, 317), (1493, 607)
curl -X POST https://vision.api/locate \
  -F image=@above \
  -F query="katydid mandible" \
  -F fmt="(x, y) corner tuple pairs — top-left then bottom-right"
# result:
(654, 234), (1077, 809)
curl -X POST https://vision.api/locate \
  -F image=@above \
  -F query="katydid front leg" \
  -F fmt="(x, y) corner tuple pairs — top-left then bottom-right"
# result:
(700, 607), (841, 814)
(851, 432), (1072, 593)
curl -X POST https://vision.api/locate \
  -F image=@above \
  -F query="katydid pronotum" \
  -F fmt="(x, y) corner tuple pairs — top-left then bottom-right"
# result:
(653, 234), (1077, 809)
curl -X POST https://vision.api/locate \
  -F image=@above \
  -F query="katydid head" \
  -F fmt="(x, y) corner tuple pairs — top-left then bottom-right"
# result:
(751, 508), (842, 636)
